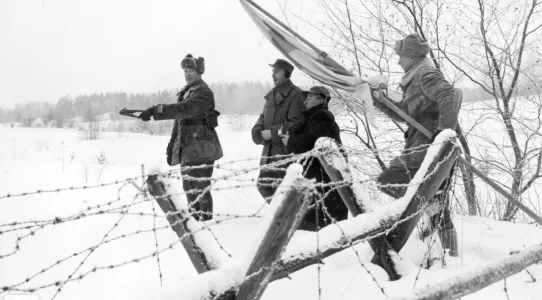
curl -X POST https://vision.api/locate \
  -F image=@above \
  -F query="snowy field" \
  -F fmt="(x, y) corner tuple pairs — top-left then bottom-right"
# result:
(1, 107), (541, 300)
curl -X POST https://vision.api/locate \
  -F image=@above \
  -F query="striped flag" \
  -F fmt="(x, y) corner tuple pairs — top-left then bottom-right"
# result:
(240, 0), (385, 127)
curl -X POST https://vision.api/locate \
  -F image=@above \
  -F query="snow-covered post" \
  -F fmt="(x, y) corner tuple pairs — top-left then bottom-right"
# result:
(375, 132), (460, 259)
(314, 137), (400, 280)
(391, 242), (542, 300)
(235, 176), (312, 300)
(146, 172), (228, 274)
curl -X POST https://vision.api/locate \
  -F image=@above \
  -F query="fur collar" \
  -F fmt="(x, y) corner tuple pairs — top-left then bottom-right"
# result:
(302, 103), (328, 118)
(400, 57), (435, 87)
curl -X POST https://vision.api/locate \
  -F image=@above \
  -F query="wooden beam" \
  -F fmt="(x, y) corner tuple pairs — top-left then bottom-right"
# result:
(458, 156), (542, 225)
(390, 242), (542, 300)
(204, 190), (449, 299)
(146, 174), (213, 274)
(211, 199), (407, 300)
(315, 147), (401, 280)
(235, 178), (311, 300)
(376, 140), (460, 259)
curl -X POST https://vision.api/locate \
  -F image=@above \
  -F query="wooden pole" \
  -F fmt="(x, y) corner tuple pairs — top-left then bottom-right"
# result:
(209, 197), (421, 299)
(235, 178), (311, 300)
(200, 195), (449, 299)
(315, 149), (401, 280)
(390, 242), (542, 300)
(378, 141), (460, 256)
(458, 156), (542, 225)
(146, 175), (213, 273)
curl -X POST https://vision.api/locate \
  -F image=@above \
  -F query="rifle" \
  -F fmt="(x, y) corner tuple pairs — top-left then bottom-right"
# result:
(119, 108), (145, 119)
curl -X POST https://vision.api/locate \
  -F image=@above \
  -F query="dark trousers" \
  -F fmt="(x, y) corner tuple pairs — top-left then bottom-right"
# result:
(257, 156), (289, 203)
(377, 165), (458, 256)
(181, 161), (215, 221)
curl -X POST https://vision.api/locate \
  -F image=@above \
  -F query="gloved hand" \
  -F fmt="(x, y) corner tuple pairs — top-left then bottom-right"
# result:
(430, 130), (442, 143)
(261, 129), (272, 141)
(139, 107), (155, 121)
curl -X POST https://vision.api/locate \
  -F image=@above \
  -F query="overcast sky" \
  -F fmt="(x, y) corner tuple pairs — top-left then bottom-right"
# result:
(0, 0), (318, 108)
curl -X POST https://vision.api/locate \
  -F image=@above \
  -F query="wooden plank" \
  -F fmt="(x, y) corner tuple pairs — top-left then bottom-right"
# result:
(377, 140), (460, 257)
(146, 174), (212, 274)
(212, 194), (405, 300)
(235, 178), (311, 300)
(316, 148), (401, 280)
(390, 242), (542, 300)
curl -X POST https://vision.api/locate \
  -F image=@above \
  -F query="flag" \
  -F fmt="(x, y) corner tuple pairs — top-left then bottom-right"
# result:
(240, 0), (386, 127)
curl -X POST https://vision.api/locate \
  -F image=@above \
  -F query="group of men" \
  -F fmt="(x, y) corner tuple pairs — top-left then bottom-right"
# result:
(137, 33), (460, 243)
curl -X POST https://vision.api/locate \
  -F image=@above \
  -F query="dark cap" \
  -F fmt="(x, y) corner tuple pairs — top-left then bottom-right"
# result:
(269, 59), (294, 73)
(302, 86), (331, 101)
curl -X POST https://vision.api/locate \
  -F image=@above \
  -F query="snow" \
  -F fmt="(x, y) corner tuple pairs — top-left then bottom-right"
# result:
(0, 124), (541, 300)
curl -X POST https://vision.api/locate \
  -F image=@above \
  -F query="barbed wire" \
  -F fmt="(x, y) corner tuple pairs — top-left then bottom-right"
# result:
(1, 139), (512, 299)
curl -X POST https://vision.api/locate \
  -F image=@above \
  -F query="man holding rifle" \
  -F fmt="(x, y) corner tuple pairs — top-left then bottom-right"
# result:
(137, 53), (223, 221)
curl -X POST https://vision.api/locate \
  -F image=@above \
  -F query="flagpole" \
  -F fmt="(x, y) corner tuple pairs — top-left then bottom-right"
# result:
(242, 0), (542, 225)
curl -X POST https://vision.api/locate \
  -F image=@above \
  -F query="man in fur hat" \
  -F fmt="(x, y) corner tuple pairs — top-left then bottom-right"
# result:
(372, 33), (460, 255)
(281, 86), (348, 230)
(138, 54), (223, 221)
(251, 59), (304, 202)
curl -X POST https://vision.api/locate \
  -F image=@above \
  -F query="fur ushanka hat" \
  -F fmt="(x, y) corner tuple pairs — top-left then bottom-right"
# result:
(181, 54), (205, 74)
(394, 33), (430, 57)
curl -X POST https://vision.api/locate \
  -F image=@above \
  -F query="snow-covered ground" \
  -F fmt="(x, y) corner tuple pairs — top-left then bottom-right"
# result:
(0, 113), (541, 299)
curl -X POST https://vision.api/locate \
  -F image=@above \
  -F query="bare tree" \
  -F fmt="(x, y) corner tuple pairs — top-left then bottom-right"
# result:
(283, 0), (542, 220)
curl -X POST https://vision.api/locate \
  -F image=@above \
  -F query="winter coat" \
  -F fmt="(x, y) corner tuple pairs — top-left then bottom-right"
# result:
(373, 58), (459, 169)
(154, 79), (223, 166)
(286, 103), (349, 231)
(251, 79), (304, 166)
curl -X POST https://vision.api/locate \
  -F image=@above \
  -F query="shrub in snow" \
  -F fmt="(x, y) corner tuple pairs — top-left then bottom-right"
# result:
(95, 151), (107, 164)
(79, 121), (101, 140)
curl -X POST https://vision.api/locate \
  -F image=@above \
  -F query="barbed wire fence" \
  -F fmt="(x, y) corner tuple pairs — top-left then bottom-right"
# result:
(0, 139), (539, 300)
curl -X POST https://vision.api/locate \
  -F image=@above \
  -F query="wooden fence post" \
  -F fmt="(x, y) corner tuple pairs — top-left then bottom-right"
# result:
(315, 144), (401, 280)
(235, 178), (311, 300)
(379, 140), (460, 257)
(146, 174), (214, 273)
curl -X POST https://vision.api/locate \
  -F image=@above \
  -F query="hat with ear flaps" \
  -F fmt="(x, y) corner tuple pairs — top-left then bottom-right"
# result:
(394, 33), (430, 57)
(181, 54), (205, 74)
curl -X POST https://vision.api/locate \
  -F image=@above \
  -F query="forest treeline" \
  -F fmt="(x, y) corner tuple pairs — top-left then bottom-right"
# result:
(0, 81), (273, 127)
(0, 80), (496, 127)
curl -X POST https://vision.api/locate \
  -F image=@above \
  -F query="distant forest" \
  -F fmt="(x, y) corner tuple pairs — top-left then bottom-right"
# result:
(0, 81), (273, 127)
(0, 80), (497, 127)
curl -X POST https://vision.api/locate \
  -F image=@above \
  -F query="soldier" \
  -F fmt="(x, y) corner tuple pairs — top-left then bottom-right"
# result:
(373, 33), (460, 255)
(251, 59), (305, 202)
(281, 86), (349, 231)
(139, 54), (223, 221)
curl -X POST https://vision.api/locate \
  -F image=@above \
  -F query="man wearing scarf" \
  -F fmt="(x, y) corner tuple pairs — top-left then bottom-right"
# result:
(373, 33), (460, 256)
(138, 54), (223, 221)
(281, 86), (348, 231)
